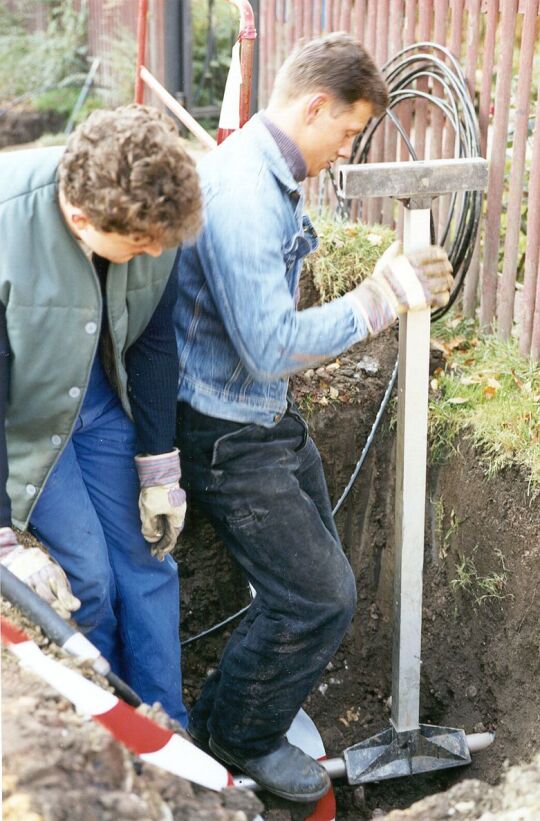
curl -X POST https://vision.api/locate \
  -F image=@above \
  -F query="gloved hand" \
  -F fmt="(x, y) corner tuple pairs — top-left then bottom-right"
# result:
(135, 449), (187, 561)
(347, 241), (454, 336)
(0, 527), (81, 619)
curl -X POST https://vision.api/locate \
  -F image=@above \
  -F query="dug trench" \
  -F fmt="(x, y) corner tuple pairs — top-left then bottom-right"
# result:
(178, 327), (540, 820)
(2, 329), (539, 820)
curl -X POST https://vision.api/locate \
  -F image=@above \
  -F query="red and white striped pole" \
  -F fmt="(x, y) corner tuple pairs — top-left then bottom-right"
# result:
(1, 617), (233, 792)
(217, 0), (257, 144)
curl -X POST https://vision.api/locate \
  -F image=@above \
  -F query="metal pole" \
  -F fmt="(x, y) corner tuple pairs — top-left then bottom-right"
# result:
(164, 0), (182, 100)
(391, 205), (432, 733)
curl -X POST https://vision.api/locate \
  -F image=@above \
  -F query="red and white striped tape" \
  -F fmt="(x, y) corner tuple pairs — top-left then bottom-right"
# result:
(1, 617), (233, 792)
(287, 709), (337, 821)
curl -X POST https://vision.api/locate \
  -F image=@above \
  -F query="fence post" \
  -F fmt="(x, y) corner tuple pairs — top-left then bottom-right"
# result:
(479, 0), (519, 331)
(497, 0), (540, 340)
(520, 93), (540, 358)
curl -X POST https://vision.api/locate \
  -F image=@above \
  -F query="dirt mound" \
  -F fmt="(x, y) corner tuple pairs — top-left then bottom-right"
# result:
(1, 638), (263, 820)
(378, 754), (540, 820)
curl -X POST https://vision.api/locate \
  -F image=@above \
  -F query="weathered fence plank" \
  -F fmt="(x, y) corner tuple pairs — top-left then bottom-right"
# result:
(480, 0), (519, 331)
(520, 93), (540, 356)
(497, 0), (539, 339)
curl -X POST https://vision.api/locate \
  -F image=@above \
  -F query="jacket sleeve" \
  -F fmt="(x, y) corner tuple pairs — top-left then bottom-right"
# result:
(196, 184), (370, 381)
(125, 270), (179, 455)
(0, 302), (12, 527)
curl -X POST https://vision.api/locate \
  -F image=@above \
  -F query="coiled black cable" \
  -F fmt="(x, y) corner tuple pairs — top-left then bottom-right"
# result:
(182, 43), (484, 647)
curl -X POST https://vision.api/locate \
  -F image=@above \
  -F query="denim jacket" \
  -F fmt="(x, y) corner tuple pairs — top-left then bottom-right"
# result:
(174, 114), (369, 427)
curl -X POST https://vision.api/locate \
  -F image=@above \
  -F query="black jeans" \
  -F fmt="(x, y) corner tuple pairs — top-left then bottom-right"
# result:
(176, 402), (357, 757)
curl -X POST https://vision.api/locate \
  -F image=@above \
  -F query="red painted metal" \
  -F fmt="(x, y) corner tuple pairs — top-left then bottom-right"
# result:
(227, 0), (257, 129)
(480, 0), (519, 331)
(497, 0), (539, 339)
(134, 0), (149, 103)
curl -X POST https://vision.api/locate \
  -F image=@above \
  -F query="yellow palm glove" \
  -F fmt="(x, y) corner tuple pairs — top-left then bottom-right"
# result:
(347, 241), (454, 336)
(0, 527), (81, 619)
(135, 449), (187, 561)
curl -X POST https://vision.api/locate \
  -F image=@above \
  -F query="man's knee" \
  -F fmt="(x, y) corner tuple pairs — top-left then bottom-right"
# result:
(306, 556), (357, 632)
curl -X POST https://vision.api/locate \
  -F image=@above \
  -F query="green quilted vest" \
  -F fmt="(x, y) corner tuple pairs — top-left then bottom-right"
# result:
(0, 147), (176, 527)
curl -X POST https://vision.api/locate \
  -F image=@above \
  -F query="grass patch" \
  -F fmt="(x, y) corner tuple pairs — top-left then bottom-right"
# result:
(429, 316), (540, 492)
(303, 216), (395, 303)
(451, 547), (513, 607)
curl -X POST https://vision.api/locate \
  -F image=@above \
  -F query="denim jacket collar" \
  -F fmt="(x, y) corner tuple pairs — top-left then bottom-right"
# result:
(245, 113), (304, 197)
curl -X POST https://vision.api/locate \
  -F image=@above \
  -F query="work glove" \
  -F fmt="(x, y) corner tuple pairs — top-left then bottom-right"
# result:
(347, 241), (454, 336)
(135, 449), (187, 561)
(0, 527), (81, 619)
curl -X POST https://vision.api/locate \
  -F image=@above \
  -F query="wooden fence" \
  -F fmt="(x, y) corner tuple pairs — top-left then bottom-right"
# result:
(6, 1), (539, 358)
(259, 0), (540, 359)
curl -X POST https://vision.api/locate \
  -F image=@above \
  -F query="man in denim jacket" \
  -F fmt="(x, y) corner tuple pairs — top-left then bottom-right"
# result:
(174, 34), (453, 801)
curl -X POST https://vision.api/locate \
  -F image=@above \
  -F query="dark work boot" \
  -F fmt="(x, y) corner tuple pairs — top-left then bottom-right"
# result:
(187, 712), (211, 753)
(209, 736), (331, 803)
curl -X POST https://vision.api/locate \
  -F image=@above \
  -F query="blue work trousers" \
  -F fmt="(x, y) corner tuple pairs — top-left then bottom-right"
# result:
(176, 401), (357, 757)
(30, 357), (187, 726)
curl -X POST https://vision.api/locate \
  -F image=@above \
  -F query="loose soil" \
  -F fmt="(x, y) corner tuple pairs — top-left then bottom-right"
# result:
(2, 330), (539, 819)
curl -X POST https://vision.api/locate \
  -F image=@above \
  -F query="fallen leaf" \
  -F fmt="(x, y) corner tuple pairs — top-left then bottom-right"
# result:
(319, 396), (329, 406)
(447, 397), (469, 404)
(483, 386), (497, 399)
(485, 377), (502, 390)
(330, 387), (339, 399)
(430, 379), (439, 391)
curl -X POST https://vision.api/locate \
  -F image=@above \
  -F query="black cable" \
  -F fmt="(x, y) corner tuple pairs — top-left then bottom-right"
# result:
(1, 566), (142, 706)
(182, 42), (484, 647)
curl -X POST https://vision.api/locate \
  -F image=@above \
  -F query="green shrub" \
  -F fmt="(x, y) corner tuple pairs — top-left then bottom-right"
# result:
(0, 1), (88, 104)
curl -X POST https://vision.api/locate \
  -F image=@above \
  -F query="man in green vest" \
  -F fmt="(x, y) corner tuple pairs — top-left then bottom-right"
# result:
(0, 105), (202, 725)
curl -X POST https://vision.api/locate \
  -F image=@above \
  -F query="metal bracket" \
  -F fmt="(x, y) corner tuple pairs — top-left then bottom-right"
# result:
(344, 724), (471, 785)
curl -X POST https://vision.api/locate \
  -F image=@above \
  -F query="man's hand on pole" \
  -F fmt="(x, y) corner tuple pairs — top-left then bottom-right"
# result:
(347, 241), (454, 336)
(135, 449), (187, 561)
(0, 527), (81, 619)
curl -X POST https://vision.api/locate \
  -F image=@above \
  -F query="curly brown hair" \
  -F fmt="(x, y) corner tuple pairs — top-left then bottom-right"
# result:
(58, 105), (202, 247)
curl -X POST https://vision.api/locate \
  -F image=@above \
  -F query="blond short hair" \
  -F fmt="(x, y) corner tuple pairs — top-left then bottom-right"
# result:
(58, 105), (202, 247)
(272, 32), (388, 114)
